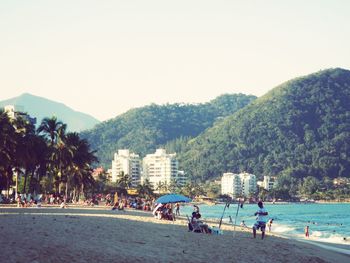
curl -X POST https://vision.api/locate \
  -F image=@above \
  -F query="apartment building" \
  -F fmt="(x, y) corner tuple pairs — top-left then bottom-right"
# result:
(240, 172), (257, 197)
(141, 149), (178, 191)
(221, 173), (241, 197)
(221, 172), (257, 197)
(4, 105), (36, 126)
(111, 149), (141, 186)
(262, 175), (275, 191)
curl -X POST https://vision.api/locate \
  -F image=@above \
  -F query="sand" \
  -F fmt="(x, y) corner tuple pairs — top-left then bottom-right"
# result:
(0, 205), (349, 263)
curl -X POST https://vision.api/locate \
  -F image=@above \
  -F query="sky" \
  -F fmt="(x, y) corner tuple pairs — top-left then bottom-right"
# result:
(1, 0), (350, 121)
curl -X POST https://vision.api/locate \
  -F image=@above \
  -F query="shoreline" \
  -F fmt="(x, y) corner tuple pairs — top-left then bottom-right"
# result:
(1, 205), (350, 263)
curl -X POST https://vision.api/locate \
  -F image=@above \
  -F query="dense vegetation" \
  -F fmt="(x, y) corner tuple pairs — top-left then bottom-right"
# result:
(2, 69), (350, 201)
(177, 68), (350, 187)
(0, 111), (97, 200)
(80, 94), (256, 168)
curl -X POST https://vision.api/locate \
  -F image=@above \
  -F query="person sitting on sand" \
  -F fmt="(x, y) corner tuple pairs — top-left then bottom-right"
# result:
(60, 200), (67, 209)
(253, 201), (268, 240)
(240, 220), (247, 228)
(112, 201), (119, 210)
(193, 205), (200, 213)
(17, 196), (21, 207)
(118, 200), (125, 211)
(192, 212), (211, 234)
(166, 204), (173, 220)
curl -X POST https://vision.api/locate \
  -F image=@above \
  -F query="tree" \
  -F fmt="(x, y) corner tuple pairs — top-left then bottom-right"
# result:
(37, 116), (67, 193)
(137, 179), (154, 198)
(37, 117), (66, 147)
(0, 110), (17, 195)
(168, 179), (180, 193)
(300, 176), (320, 198)
(155, 181), (167, 194)
(63, 132), (97, 201)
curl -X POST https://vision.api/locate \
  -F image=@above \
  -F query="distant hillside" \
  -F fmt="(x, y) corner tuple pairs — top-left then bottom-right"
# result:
(177, 68), (350, 181)
(0, 93), (100, 132)
(80, 94), (256, 168)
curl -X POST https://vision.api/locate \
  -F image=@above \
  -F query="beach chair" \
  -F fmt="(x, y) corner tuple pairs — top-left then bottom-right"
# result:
(186, 215), (202, 233)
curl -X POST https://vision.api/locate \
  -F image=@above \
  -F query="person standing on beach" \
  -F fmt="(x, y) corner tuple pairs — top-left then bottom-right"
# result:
(267, 218), (274, 232)
(175, 203), (180, 216)
(305, 225), (310, 238)
(253, 201), (268, 240)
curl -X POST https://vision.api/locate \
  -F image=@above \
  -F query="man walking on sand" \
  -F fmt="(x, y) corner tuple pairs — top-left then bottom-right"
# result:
(253, 201), (268, 240)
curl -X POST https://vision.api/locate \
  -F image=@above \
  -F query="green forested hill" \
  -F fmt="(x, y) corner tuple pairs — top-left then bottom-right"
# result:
(80, 94), (256, 168)
(177, 68), (350, 181)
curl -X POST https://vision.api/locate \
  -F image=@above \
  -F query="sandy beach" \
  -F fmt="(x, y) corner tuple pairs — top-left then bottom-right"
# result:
(0, 205), (349, 263)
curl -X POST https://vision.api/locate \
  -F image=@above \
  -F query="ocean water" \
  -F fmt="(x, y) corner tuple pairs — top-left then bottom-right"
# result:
(180, 203), (350, 245)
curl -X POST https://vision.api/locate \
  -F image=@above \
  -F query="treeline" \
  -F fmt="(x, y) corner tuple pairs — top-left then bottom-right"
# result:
(176, 68), (350, 188)
(0, 110), (97, 200)
(258, 176), (350, 201)
(82, 68), (350, 201)
(81, 94), (256, 168)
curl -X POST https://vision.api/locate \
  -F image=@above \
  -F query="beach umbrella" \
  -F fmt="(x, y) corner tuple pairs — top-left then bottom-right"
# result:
(155, 194), (191, 223)
(155, 193), (191, 204)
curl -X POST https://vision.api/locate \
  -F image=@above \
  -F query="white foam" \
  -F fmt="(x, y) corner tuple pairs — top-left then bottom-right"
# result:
(272, 223), (296, 233)
(309, 232), (350, 245)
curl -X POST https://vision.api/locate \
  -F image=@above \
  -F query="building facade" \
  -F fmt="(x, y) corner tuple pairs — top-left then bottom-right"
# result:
(4, 105), (37, 127)
(221, 172), (257, 198)
(175, 170), (188, 187)
(262, 175), (275, 191)
(141, 149), (178, 191)
(240, 172), (257, 197)
(221, 173), (241, 197)
(111, 149), (141, 187)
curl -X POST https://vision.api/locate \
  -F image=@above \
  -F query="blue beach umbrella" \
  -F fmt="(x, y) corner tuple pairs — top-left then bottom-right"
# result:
(155, 193), (191, 204)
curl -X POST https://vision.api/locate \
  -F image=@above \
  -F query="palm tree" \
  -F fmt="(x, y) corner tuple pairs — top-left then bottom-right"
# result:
(27, 135), (49, 195)
(0, 110), (17, 196)
(168, 179), (180, 193)
(11, 115), (47, 195)
(155, 181), (163, 194)
(37, 116), (67, 193)
(37, 116), (66, 146)
(137, 179), (154, 198)
(116, 172), (132, 190)
(64, 132), (97, 201)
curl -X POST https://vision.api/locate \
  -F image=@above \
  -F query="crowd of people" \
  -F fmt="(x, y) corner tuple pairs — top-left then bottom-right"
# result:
(8, 193), (325, 241)
(152, 203), (175, 220)
(9, 193), (346, 242)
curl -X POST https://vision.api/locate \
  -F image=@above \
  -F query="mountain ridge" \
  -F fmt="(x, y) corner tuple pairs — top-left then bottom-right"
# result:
(177, 68), (350, 181)
(0, 93), (100, 132)
(80, 93), (257, 167)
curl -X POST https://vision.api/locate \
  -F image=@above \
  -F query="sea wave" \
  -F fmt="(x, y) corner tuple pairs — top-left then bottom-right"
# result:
(271, 223), (296, 233)
(309, 231), (350, 245)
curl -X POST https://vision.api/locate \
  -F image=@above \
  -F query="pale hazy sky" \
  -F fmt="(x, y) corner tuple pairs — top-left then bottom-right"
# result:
(1, 0), (349, 121)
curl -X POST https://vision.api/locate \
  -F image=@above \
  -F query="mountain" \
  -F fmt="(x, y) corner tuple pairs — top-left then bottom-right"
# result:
(177, 68), (350, 181)
(0, 93), (100, 132)
(80, 94), (256, 168)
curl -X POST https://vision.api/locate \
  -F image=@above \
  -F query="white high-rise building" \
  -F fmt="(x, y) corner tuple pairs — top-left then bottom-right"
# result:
(262, 176), (275, 191)
(4, 105), (16, 119)
(111, 149), (141, 186)
(142, 149), (178, 191)
(221, 173), (241, 197)
(240, 172), (257, 197)
(4, 105), (36, 126)
(221, 172), (257, 197)
(175, 170), (188, 187)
